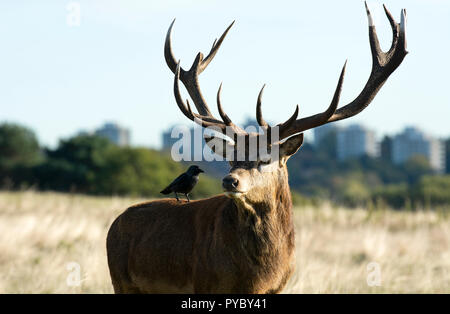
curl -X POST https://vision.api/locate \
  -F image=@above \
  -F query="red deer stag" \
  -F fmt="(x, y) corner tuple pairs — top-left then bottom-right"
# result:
(106, 3), (407, 293)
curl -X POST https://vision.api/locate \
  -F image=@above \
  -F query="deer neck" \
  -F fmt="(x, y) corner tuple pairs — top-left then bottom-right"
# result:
(225, 167), (294, 239)
(218, 168), (294, 275)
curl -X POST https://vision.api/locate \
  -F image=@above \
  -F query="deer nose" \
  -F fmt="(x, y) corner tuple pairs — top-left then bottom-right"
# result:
(222, 175), (239, 191)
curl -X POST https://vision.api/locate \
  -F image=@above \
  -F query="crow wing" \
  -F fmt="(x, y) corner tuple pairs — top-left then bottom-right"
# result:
(160, 172), (189, 194)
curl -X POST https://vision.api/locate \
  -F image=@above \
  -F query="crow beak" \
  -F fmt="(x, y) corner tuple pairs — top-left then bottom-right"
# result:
(199, 169), (205, 173)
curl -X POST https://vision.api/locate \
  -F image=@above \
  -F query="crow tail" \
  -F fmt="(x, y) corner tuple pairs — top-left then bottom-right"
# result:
(160, 186), (172, 195)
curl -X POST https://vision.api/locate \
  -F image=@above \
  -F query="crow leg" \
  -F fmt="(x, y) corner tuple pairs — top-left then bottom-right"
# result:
(174, 192), (179, 202)
(185, 194), (190, 202)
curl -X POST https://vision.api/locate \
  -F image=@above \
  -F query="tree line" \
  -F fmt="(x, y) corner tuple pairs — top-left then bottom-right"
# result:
(0, 122), (221, 199)
(287, 130), (450, 209)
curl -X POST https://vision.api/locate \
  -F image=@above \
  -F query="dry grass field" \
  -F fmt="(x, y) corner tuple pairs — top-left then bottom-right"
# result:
(0, 191), (449, 293)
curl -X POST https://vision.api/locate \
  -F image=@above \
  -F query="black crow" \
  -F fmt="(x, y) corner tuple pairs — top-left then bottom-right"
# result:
(160, 165), (204, 202)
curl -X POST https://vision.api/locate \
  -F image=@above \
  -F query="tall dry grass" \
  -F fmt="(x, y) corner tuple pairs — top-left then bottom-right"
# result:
(0, 191), (449, 293)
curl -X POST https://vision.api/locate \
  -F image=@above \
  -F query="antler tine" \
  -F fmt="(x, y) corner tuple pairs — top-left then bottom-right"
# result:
(256, 84), (269, 128)
(216, 83), (232, 126)
(164, 19), (182, 76)
(278, 61), (346, 138)
(365, 2), (383, 66)
(400, 9), (407, 51)
(383, 4), (397, 38)
(277, 104), (299, 135)
(173, 62), (194, 119)
(216, 83), (248, 135)
(199, 21), (235, 74)
(364, 1), (374, 27)
(327, 60), (347, 115)
(321, 61), (346, 121)
(255, 84), (300, 141)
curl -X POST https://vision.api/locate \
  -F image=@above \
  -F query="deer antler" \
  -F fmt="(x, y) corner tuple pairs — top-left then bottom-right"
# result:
(165, 2), (408, 155)
(165, 19), (246, 135)
(276, 2), (408, 140)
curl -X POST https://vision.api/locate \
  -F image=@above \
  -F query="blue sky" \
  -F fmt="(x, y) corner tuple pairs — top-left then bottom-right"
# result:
(0, 0), (449, 148)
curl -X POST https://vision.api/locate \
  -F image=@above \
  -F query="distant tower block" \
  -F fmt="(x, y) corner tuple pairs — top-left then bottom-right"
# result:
(95, 122), (131, 147)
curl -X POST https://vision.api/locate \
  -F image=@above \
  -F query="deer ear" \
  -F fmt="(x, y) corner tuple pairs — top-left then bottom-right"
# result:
(279, 133), (304, 158)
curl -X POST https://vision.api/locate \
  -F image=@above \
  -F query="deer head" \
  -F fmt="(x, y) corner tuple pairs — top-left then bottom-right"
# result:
(164, 2), (407, 206)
